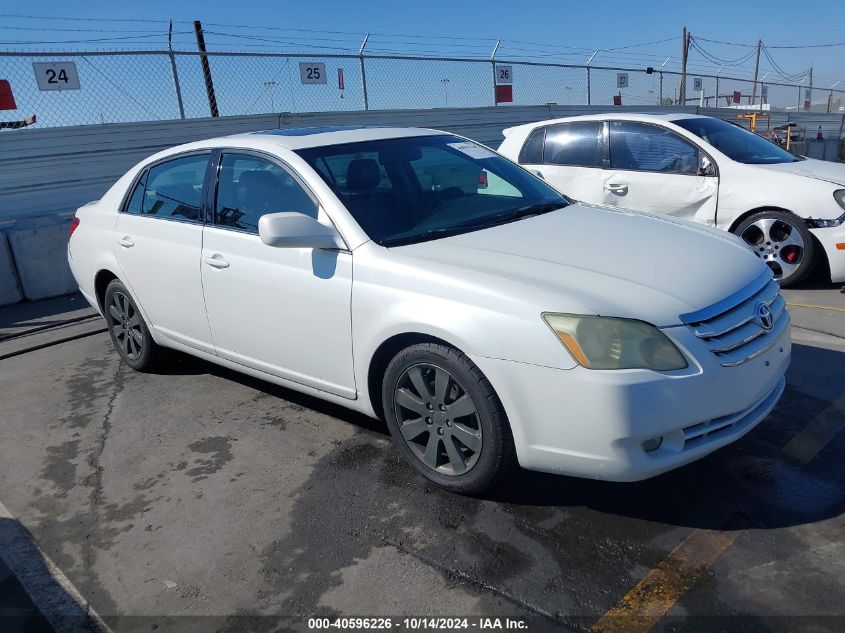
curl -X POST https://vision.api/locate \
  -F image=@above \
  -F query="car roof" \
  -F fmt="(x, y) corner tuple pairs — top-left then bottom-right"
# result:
(505, 112), (707, 135)
(138, 126), (456, 172)
(227, 125), (445, 149)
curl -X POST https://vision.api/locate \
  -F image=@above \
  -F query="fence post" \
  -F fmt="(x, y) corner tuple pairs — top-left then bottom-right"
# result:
(359, 34), (370, 111)
(490, 39), (500, 107)
(168, 22), (185, 119)
(169, 53), (186, 119)
(585, 51), (597, 106)
(659, 72), (663, 105)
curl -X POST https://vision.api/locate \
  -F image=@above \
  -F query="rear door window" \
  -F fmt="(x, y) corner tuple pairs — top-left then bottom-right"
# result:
(543, 122), (603, 167)
(141, 154), (210, 222)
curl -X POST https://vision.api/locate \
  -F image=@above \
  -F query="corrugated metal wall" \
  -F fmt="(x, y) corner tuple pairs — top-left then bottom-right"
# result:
(1, 105), (842, 221)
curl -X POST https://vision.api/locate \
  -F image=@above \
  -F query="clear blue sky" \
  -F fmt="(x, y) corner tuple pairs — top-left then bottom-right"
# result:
(3, 0), (844, 126)
(6, 0), (845, 84)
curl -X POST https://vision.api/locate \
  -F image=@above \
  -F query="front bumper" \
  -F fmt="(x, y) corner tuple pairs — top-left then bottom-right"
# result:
(809, 225), (845, 283)
(471, 319), (791, 481)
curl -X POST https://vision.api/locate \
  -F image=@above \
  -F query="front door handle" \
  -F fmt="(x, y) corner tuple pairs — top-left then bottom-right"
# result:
(117, 236), (134, 248)
(604, 183), (628, 195)
(204, 255), (230, 269)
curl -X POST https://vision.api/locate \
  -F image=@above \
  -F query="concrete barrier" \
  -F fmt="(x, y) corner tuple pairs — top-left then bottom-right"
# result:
(7, 216), (78, 301)
(0, 232), (23, 306)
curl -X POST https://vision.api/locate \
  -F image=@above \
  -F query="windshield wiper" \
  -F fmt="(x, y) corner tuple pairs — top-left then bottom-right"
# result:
(504, 202), (568, 220)
(381, 201), (567, 247)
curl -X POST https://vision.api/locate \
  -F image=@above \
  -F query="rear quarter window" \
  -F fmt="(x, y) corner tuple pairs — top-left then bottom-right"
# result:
(123, 172), (147, 215)
(518, 127), (545, 164)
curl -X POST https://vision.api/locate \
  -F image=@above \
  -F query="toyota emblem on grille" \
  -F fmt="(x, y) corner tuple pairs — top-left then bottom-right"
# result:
(756, 302), (774, 331)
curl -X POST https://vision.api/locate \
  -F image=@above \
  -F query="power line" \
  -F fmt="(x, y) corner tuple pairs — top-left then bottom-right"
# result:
(0, 32), (193, 45)
(695, 35), (845, 49)
(0, 13), (168, 24)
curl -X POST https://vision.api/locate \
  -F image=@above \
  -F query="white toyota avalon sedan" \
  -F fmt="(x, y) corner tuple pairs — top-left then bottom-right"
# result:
(498, 113), (845, 287)
(68, 126), (790, 494)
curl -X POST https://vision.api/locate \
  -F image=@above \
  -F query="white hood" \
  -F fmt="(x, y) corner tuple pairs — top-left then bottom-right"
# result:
(754, 158), (845, 187)
(396, 203), (766, 327)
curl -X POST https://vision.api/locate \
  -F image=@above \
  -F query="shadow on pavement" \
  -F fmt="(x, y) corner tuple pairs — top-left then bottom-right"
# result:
(0, 514), (109, 633)
(149, 342), (845, 534)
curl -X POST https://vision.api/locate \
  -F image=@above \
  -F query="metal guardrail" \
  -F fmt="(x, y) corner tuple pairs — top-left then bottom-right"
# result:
(2, 49), (845, 129)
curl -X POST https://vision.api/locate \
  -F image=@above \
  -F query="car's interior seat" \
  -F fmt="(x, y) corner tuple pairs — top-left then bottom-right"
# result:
(342, 158), (406, 239)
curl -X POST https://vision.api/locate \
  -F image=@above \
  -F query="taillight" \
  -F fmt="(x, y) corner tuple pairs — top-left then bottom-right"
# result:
(69, 217), (80, 238)
(478, 171), (488, 189)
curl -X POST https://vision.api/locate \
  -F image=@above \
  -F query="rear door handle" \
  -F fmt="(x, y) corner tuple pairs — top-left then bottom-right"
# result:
(604, 183), (628, 195)
(204, 255), (230, 269)
(117, 236), (134, 248)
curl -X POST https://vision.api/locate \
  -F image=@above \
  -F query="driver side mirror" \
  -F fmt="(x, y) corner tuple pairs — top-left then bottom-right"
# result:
(258, 212), (344, 249)
(698, 155), (717, 177)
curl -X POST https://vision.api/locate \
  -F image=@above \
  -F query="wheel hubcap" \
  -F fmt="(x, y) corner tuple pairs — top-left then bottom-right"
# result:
(108, 291), (143, 360)
(739, 218), (804, 281)
(393, 363), (482, 476)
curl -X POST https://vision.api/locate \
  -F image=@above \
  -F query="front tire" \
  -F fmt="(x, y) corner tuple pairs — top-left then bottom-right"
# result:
(382, 343), (515, 494)
(732, 210), (815, 287)
(103, 280), (165, 372)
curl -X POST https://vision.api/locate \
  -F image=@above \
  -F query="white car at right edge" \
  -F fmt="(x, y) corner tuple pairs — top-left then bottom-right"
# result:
(498, 113), (845, 287)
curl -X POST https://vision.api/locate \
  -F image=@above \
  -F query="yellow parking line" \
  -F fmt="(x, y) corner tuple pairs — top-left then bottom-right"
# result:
(591, 374), (845, 632)
(786, 302), (845, 313)
(590, 530), (739, 633)
(593, 392), (842, 632)
(782, 401), (845, 463)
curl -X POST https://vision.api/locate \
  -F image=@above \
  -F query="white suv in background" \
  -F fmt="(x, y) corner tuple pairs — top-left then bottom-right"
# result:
(498, 113), (845, 287)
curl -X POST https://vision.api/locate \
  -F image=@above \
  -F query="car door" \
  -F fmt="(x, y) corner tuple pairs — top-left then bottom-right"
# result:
(522, 122), (607, 204)
(113, 152), (215, 353)
(200, 150), (355, 398)
(603, 121), (718, 225)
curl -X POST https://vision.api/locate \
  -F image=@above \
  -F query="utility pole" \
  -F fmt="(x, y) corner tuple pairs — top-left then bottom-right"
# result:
(750, 39), (762, 106)
(679, 27), (690, 105)
(194, 20), (219, 117)
(808, 65), (814, 110)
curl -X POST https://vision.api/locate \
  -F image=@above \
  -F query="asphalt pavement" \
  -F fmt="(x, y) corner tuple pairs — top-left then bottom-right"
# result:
(0, 284), (843, 633)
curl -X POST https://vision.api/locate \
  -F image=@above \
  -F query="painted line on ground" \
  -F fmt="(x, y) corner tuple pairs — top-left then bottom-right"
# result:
(786, 302), (845, 313)
(592, 373), (842, 632)
(782, 400), (845, 463)
(0, 500), (113, 633)
(590, 530), (739, 633)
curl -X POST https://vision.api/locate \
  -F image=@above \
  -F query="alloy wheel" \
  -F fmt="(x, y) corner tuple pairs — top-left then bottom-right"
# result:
(108, 291), (144, 360)
(739, 217), (805, 281)
(393, 363), (482, 476)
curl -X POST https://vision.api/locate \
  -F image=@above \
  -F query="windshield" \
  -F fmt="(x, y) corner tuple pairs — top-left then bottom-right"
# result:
(297, 134), (569, 246)
(673, 117), (799, 165)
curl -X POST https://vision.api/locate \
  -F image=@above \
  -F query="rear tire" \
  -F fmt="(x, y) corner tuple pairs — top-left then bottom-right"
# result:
(382, 342), (515, 495)
(732, 210), (815, 288)
(103, 280), (165, 372)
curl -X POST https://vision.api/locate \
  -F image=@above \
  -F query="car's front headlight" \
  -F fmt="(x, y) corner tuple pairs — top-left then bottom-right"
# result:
(806, 190), (845, 228)
(542, 313), (688, 371)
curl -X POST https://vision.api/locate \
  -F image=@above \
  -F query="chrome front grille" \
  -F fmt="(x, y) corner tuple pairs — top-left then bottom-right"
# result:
(679, 272), (789, 367)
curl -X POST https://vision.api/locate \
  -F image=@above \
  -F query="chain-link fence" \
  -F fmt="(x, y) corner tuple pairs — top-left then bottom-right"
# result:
(2, 49), (845, 129)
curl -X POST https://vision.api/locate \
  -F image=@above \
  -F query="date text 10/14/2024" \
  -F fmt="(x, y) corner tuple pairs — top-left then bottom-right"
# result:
(307, 617), (529, 630)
